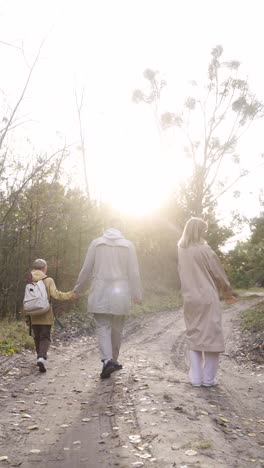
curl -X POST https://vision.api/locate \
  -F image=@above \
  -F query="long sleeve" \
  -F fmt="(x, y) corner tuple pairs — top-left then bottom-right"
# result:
(128, 243), (142, 300)
(203, 246), (231, 292)
(45, 278), (74, 301)
(73, 240), (96, 294)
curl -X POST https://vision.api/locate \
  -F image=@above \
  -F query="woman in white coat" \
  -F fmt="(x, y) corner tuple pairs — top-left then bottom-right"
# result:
(177, 217), (235, 387)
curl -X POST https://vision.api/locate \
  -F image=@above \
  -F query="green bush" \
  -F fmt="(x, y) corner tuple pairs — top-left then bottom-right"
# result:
(241, 301), (264, 332)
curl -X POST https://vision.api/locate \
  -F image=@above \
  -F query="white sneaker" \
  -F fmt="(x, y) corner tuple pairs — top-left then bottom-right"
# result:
(37, 357), (47, 373)
(203, 382), (217, 387)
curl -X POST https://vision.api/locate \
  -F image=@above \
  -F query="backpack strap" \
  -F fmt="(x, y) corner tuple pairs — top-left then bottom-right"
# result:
(42, 276), (51, 303)
(41, 277), (62, 329)
(42, 276), (64, 329)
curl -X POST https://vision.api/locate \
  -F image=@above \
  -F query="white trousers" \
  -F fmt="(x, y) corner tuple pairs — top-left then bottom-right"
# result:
(94, 314), (125, 362)
(189, 350), (219, 386)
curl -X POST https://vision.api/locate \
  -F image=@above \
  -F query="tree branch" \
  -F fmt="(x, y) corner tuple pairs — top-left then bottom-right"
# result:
(75, 88), (90, 201)
(207, 160), (264, 207)
(0, 39), (22, 50)
(0, 36), (46, 150)
(0, 144), (75, 224)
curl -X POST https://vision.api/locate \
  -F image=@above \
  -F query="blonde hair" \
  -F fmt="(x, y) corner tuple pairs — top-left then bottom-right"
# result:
(178, 217), (208, 248)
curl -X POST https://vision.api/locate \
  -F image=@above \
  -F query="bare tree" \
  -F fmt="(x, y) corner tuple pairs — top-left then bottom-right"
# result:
(133, 46), (264, 216)
(75, 88), (90, 201)
(0, 37), (46, 150)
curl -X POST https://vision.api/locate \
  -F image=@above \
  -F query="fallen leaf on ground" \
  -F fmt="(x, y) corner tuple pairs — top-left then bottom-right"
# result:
(27, 425), (39, 430)
(135, 453), (152, 459)
(129, 435), (141, 444)
(171, 445), (180, 450)
(185, 449), (198, 456)
(219, 417), (230, 423)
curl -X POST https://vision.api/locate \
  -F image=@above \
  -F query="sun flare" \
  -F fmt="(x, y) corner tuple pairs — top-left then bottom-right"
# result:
(96, 143), (193, 216)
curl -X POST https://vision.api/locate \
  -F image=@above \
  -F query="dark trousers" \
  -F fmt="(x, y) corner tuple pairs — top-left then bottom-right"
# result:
(32, 325), (51, 359)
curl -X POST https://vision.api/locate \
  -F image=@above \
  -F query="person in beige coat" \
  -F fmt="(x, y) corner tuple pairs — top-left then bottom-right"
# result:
(177, 217), (235, 387)
(74, 219), (142, 379)
(25, 259), (76, 373)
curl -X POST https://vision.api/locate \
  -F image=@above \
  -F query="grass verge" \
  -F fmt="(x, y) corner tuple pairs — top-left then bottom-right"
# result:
(235, 287), (264, 295)
(241, 301), (264, 333)
(0, 321), (35, 355)
(132, 288), (182, 316)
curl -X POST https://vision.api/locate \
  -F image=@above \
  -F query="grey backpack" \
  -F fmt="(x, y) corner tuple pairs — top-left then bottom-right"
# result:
(23, 278), (50, 316)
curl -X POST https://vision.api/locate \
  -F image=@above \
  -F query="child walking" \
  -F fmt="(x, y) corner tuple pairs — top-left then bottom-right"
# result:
(25, 258), (76, 373)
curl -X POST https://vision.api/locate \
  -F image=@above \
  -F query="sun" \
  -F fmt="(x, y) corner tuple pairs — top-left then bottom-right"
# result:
(107, 182), (166, 217)
(96, 145), (192, 217)
(87, 106), (193, 217)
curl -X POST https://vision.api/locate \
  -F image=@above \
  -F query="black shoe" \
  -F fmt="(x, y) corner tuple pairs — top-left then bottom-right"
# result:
(100, 360), (115, 379)
(113, 361), (123, 371)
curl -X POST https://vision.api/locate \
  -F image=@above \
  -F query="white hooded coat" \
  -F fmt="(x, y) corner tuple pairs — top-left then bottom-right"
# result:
(74, 229), (142, 315)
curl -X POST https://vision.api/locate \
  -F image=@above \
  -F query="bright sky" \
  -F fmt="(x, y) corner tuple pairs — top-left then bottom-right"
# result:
(0, 0), (263, 220)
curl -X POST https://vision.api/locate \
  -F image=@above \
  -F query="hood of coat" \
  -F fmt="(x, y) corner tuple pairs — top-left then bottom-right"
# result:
(103, 228), (124, 241)
(31, 269), (47, 283)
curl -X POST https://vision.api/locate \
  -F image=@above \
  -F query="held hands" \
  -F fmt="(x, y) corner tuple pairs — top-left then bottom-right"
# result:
(225, 296), (238, 304)
(223, 288), (238, 304)
(133, 297), (142, 305)
(71, 292), (81, 300)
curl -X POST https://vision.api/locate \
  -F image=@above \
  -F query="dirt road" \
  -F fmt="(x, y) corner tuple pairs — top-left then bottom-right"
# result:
(0, 299), (264, 468)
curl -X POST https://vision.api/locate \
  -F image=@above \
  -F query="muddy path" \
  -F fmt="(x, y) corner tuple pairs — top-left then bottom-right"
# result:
(0, 299), (264, 468)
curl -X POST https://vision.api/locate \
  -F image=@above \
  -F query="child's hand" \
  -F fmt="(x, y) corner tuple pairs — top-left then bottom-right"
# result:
(71, 292), (80, 300)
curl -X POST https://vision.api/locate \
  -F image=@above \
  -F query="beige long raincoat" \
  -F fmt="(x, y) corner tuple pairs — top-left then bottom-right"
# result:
(74, 229), (142, 315)
(178, 243), (231, 353)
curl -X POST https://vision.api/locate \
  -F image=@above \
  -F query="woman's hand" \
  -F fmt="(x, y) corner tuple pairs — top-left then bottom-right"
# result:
(223, 288), (238, 303)
(133, 297), (142, 305)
